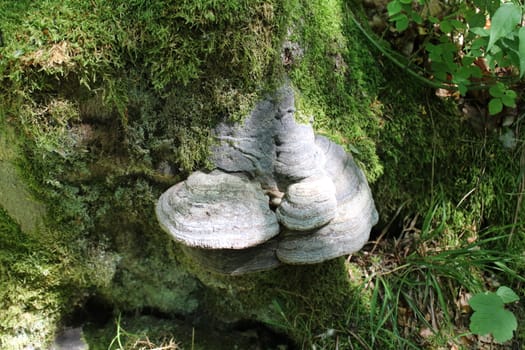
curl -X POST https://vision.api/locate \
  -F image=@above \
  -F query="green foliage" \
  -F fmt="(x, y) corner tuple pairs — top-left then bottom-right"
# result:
(487, 3), (522, 52)
(387, 0), (424, 31)
(469, 286), (519, 343)
(359, 200), (524, 348)
(385, 0), (525, 114)
(488, 82), (517, 115)
(1, 0), (293, 346)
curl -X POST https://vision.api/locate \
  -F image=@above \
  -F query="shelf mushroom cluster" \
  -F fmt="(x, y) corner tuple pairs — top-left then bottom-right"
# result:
(156, 86), (378, 275)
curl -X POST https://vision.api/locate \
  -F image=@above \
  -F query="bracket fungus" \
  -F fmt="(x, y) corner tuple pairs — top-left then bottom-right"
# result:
(156, 85), (378, 275)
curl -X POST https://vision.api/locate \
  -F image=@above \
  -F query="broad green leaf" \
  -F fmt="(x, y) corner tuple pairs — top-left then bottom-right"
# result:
(425, 43), (443, 62)
(470, 27), (489, 37)
(462, 56), (476, 66)
(399, 0), (412, 4)
(467, 12), (487, 28)
(502, 90), (517, 108)
(489, 83), (505, 98)
(469, 292), (503, 312)
(440, 20), (453, 33)
(488, 98), (503, 115)
(458, 83), (468, 95)
(429, 16), (440, 24)
(395, 14), (409, 31)
(497, 286), (519, 303)
(505, 89), (517, 99)
(469, 292), (518, 343)
(518, 27), (525, 78)
(487, 3), (522, 51)
(454, 66), (471, 80)
(469, 65), (483, 79)
(387, 0), (402, 16)
(486, 46), (503, 70)
(470, 307), (517, 343)
(502, 94), (516, 107)
(470, 37), (489, 56)
(411, 12), (423, 24)
(450, 19), (466, 30)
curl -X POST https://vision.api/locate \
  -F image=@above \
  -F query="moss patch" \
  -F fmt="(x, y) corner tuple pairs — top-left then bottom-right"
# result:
(0, 207), (60, 349)
(286, 0), (384, 181)
(0, 124), (46, 234)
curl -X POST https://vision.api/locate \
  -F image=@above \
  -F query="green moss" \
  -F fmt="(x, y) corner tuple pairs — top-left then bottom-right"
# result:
(372, 63), (524, 233)
(0, 208), (60, 349)
(0, 124), (46, 234)
(178, 256), (372, 348)
(287, 0), (384, 181)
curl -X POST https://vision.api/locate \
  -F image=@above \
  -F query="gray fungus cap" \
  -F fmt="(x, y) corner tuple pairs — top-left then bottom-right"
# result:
(156, 170), (280, 249)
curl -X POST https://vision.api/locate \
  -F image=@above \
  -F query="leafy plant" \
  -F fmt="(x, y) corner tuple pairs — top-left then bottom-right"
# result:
(488, 82), (517, 115)
(468, 286), (519, 343)
(387, 0), (423, 32)
(356, 197), (525, 348)
(385, 0), (525, 115)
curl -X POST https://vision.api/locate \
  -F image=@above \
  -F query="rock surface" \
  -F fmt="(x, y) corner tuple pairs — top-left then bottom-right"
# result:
(51, 328), (88, 350)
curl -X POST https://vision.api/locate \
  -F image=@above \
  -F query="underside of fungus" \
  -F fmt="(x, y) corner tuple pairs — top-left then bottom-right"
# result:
(156, 85), (378, 275)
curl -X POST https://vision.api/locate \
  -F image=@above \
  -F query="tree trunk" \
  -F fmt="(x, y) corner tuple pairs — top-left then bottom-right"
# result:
(1, 1), (522, 349)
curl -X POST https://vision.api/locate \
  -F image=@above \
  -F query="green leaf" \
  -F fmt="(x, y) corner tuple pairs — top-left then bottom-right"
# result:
(458, 83), (468, 95)
(497, 286), (519, 303)
(470, 27), (489, 37)
(489, 83), (505, 98)
(467, 12), (487, 28)
(387, 0), (402, 16)
(518, 27), (525, 78)
(470, 308), (517, 343)
(395, 14), (409, 31)
(470, 37), (489, 56)
(450, 19), (466, 30)
(411, 12), (423, 24)
(399, 0), (412, 4)
(469, 292), (518, 343)
(469, 65), (483, 79)
(440, 20), (453, 33)
(429, 16), (440, 24)
(505, 89), (517, 99)
(469, 293), (504, 312)
(487, 3), (522, 51)
(488, 98), (503, 115)
(502, 95), (516, 107)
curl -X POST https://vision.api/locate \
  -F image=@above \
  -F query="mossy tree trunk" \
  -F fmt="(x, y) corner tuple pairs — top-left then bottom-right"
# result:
(1, 1), (523, 349)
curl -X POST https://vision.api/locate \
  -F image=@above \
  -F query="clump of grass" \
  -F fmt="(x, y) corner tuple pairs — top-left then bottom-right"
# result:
(255, 198), (524, 349)
(107, 314), (182, 350)
(351, 199), (524, 349)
